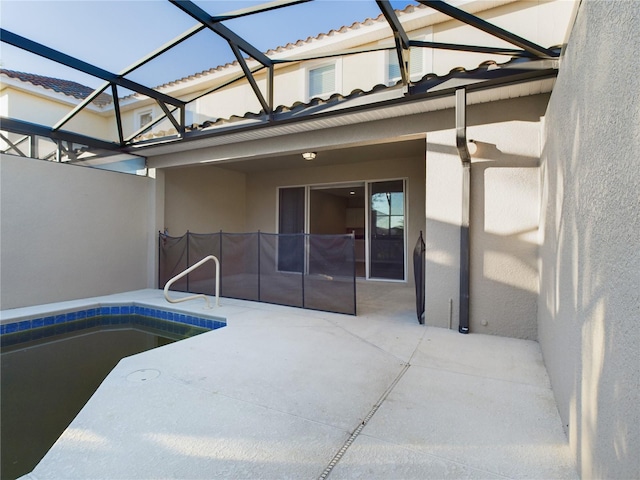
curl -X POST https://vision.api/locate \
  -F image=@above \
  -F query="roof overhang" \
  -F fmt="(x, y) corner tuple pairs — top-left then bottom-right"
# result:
(131, 60), (557, 159)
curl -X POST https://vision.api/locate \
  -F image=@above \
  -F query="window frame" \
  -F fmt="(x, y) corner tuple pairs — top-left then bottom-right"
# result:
(136, 108), (154, 131)
(304, 59), (342, 101)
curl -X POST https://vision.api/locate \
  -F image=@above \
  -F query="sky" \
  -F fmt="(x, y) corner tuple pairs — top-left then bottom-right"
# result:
(0, 0), (414, 89)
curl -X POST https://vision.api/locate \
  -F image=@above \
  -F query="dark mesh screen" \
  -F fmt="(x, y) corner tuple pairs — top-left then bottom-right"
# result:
(158, 234), (188, 292)
(188, 232), (221, 295)
(159, 232), (356, 315)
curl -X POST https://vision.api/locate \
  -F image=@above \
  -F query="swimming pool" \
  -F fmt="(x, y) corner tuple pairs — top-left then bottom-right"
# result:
(0, 303), (226, 479)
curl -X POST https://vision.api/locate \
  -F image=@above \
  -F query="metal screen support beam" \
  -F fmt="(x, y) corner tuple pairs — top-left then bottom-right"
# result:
(111, 84), (124, 145)
(155, 99), (184, 134)
(267, 65), (274, 120)
(1, 116), (121, 151)
(53, 85), (111, 131)
(0, 132), (27, 156)
(228, 42), (271, 114)
(377, 0), (410, 86)
(53, 23), (205, 132)
(210, 0), (311, 22)
(0, 29), (185, 108)
(410, 39), (531, 57)
(169, 0), (273, 67)
(418, 1), (557, 58)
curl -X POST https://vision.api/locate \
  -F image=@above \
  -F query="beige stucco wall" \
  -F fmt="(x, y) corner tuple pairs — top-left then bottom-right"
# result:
(163, 165), (247, 235)
(425, 95), (547, 340)
(0, 155), (156, 309)
(538, 1), (640, 478)
(1, 87), (113, 141)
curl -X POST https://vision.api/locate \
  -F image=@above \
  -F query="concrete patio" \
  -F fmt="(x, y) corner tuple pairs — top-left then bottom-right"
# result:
(18, 283), (577, 479)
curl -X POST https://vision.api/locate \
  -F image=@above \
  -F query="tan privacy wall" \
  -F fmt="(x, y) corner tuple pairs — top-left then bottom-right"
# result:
(0, 155), (156, 309)
(538, 2), (640, 478)
(163, 165), (247, 235)
(425, 95), (547, 340)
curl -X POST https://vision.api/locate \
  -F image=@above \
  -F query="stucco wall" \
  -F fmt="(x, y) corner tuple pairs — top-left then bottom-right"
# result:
(2, 87), (112, 141)
(426, 95), (547, 340)
(163, 165), (247, 235)
(538, 2), (640, 478)
(0, 155), (156, 310)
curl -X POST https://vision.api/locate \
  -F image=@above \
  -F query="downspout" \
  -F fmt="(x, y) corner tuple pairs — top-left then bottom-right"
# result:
(455, 88), (470, 334)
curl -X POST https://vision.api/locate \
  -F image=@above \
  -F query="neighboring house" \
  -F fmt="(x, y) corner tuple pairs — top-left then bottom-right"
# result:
(1, 2), (638, 477)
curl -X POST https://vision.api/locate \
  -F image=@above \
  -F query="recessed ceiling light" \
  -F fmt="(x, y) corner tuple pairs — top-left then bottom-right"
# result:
(302, 152), (316, 161)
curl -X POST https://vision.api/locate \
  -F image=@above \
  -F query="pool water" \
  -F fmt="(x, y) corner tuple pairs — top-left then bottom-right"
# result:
(1, 315), (212, 480)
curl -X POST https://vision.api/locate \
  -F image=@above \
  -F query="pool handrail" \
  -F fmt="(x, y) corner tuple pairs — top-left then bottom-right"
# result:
(163, 255), (220, 309)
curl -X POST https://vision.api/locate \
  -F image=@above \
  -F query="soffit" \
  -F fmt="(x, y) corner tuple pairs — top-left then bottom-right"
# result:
(138, 69), (555, 160)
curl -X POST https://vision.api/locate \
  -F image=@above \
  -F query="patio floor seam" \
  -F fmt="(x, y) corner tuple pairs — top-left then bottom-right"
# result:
(318, 361), (412, 480)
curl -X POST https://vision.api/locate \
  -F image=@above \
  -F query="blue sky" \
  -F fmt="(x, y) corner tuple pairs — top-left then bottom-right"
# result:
(1, 0), (414, 89)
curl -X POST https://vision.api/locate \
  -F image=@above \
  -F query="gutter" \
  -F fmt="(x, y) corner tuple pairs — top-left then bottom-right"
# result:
(455, 88), (470, 334)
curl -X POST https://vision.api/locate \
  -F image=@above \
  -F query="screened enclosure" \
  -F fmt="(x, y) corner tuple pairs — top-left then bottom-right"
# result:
(159, 231), (356, 315)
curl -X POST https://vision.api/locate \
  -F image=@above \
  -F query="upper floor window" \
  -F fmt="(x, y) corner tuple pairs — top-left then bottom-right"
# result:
(387, 47), (425, 85)
(308, 63), (336, 98)
(137, 109), (153, 130)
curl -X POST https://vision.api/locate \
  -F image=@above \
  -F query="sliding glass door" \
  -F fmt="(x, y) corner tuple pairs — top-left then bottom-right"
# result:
(278, 187), (305, 272)
(369, 180), (405, 280)
(278, 179), (406, 281)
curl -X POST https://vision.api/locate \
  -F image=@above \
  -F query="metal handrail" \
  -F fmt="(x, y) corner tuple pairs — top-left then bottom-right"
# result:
(163, 255), (220, 308)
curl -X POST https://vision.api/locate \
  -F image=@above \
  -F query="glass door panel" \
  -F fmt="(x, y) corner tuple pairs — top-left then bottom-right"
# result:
(369, 180), (405, 280)
(278, 187), (305, 272)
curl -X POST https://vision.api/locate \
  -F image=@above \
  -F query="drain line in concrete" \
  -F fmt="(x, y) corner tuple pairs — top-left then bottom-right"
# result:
(318, 362), (411, 480)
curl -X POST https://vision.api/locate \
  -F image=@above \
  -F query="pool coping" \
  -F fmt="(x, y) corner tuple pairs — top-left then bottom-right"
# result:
(0, 293), (226, 335)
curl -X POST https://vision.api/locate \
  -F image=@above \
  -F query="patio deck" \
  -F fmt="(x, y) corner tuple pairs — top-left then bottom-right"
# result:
(16, 283), (577, 479)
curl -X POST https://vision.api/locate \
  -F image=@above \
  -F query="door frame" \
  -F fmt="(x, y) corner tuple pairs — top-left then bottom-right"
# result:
(277, 177), (408, 282)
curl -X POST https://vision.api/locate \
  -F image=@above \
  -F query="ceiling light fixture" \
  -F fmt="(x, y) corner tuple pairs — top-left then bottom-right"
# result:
(302, 152), (316, 161)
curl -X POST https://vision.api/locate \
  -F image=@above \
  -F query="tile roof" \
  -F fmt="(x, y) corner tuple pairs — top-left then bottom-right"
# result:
(142, 4), (428, 92)
(134, 54), (560, 142)
(0, 68), (112, 107)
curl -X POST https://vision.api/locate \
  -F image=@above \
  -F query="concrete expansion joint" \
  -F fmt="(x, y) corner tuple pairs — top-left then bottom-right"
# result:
(318, 362), (411, 479)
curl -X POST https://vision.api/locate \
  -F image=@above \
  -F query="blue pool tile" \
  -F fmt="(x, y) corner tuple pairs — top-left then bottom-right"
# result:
(66, 311), (77, 321)
(86, 309), (96, 318)
(110, 306), (120, 315)
(161, 310), (168, 320)
(0, 324), (6, 335)
(77, 310), (87, 319)
(44, 316), (54, 326)
(54, 314), (65, 324)
(5, 323), (19, 333)
(100, 307), (110, 315)
(32, 318), (45, 328)
(120, 305), (130, 315)
(17, 320), (30, 331)
(167, 311), (174, 321)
